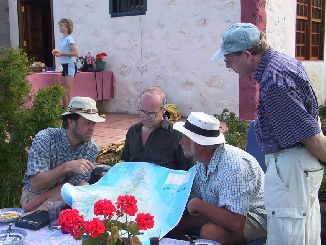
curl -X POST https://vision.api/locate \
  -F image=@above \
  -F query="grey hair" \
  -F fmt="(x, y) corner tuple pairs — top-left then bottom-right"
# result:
(204, 144), (221, 150)
(140, 86), (167, 109)
(248, 32), (269, 54)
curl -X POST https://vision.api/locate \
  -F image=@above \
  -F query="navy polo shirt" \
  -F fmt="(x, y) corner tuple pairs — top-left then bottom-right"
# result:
(254, 48), (320, 154)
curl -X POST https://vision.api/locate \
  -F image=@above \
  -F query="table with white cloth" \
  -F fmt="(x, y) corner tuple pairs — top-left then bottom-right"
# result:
(0, 223), (190, 245)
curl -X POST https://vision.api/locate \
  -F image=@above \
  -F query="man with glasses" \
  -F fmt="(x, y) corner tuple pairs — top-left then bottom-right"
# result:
(121, 87), (193, 170)
(21, 97), (105, 212)
(211, 23), (325, 245)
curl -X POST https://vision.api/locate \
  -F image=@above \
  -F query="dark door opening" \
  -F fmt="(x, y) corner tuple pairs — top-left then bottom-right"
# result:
(18, 0), (54, 67)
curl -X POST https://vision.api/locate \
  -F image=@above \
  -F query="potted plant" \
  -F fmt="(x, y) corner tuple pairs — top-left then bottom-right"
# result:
(58, 195), (154, 245)
(95, 52), (108, 72)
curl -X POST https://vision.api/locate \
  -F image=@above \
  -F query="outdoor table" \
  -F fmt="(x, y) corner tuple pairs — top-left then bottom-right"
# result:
(0, 222), (190, 244)
(26, 71), (114, 107)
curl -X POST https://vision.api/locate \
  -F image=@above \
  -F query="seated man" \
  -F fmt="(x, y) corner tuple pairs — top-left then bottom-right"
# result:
(171, 112), (267, 244)
(21, 96), (106, 212)
(121, 87), (193, 170)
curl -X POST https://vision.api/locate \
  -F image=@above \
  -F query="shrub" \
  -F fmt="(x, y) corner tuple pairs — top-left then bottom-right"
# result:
(214, 108), (249, 150)
(0, 47), (64, 208)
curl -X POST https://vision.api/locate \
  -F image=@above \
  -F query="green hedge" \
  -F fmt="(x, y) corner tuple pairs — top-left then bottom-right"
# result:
(0, 48), (64, 208)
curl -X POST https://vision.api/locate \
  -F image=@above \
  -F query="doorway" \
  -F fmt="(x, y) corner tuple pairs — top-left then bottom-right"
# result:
(18, 0), (54, 67)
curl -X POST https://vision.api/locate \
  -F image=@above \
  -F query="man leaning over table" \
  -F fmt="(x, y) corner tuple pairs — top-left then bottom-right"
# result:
(211, 23), (325, 244)
(20, 96), (105, 212)
(169, 112), (267, 244)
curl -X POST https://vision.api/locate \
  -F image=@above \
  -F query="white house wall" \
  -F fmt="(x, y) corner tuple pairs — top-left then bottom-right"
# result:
(51, 0), (241, 115)
(266, 0), (326, 104)
(8, 0), (19, 48)
(10, 1), (326, 114)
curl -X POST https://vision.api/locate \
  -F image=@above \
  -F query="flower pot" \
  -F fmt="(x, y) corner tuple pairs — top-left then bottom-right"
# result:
(95, 61), (106, 72)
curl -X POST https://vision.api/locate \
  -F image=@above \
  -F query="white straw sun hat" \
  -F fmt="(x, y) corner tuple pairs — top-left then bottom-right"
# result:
(173, 112), (225, 145)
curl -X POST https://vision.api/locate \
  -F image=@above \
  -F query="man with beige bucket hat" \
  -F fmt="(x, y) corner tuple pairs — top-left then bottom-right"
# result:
(170, 112), (267, 244)
(21, 96), (105, 212)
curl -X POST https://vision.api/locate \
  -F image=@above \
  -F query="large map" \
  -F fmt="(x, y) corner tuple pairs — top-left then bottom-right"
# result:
(61, 162), (196, 244)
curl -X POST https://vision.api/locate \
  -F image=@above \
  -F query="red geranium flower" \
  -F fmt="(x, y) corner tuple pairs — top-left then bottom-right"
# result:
(95, 52), (107, 61)
(116, 209), (124, 217)
(83, 218), (106, 238)
(116, 195), (138, 216)
(135, 213), (154, 230)
(94, 199), (116, 218)
(59, 195), (154, 244)
(58, 209), (85, 238)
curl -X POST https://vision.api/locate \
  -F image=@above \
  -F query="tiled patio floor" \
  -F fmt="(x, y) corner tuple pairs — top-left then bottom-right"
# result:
(93, 113), (139, 148)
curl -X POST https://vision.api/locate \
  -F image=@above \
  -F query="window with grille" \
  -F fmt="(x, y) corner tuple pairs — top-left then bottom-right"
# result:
(109, 0), (147, 17)
(296, 0), (325, 60)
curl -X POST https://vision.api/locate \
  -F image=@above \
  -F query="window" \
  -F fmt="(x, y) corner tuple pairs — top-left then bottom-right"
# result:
(109, 0), (147, 17)
(296, 0), (325, 60)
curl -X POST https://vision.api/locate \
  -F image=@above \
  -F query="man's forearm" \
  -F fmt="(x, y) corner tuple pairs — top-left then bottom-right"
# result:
(195, 201), (245, 232)
(30, 163), (67, 192)
(23, 184), (64, 212)
(302, 132), (326, 163)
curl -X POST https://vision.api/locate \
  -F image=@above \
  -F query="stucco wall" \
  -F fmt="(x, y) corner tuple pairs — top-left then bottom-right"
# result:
(8, 0), (326, 114)
(50, 0), (241, 115)
(0, 0), (10, 46)
(8, 0), (18, 48)
(266, 0), (326, 104)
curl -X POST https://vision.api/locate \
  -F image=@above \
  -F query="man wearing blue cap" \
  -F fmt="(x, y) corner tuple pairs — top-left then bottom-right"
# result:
(211, 23), (325, 244)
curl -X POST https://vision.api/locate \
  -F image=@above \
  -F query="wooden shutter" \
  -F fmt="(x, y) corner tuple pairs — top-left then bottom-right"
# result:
(296, 0), (324, 60)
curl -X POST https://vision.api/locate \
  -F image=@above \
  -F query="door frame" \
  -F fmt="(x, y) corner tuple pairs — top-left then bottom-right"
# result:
(17, 0), (55, 66)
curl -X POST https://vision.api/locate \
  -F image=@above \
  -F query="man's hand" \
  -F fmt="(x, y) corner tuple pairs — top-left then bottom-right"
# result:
(187, 197), (202, 216)
(65, 159), (95, 175)
(30, 159), (95, 193)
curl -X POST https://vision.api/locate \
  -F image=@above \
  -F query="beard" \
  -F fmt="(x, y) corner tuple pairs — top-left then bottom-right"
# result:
(72, 127), (93, 143)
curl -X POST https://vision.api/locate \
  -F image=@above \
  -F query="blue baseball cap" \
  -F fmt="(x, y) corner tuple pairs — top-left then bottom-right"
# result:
(210, 23), (261, 61)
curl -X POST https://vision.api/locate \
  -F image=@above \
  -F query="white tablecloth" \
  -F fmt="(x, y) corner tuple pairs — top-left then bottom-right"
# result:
(0, 223), (190, 245)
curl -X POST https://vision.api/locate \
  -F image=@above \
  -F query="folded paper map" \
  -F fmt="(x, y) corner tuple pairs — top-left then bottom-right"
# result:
(61, 162), (196, 244)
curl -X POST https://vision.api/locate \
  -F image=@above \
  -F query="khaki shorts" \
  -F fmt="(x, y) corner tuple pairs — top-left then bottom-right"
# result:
(243, 215), (267, 241)
(265, 147), (324, 245)
(20, 186), (48, 211)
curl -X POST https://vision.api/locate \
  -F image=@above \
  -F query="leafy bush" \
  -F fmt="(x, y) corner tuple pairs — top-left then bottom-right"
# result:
(214, 108), (249, 150)
(0, 47), (64, 208)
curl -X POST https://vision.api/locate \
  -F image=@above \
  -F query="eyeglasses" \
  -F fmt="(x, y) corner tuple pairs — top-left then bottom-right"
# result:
(138, 109), (161, 119)
(224, 50), (249, 65)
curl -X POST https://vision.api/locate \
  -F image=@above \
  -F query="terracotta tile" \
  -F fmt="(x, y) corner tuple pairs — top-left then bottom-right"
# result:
(93, 113), (139, 148)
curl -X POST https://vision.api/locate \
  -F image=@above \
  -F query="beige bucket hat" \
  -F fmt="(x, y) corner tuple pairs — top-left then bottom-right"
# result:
(60, 96), (106, 123)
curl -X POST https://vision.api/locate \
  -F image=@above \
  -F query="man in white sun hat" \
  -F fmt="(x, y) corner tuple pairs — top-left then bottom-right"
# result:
(21, 96), (105, 212)
(171, 112), (267, 244)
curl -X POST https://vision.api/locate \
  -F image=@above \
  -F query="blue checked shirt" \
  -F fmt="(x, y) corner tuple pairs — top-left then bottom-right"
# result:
(190, 144), (267, 229)
(254, 48), (320, 154)
(23, 128), (99, 194)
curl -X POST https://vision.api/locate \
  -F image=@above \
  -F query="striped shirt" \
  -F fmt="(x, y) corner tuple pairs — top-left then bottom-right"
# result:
(254, 48), (320, 154)
(190, 144), (267, 229)
(23, 128), (99, 194)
